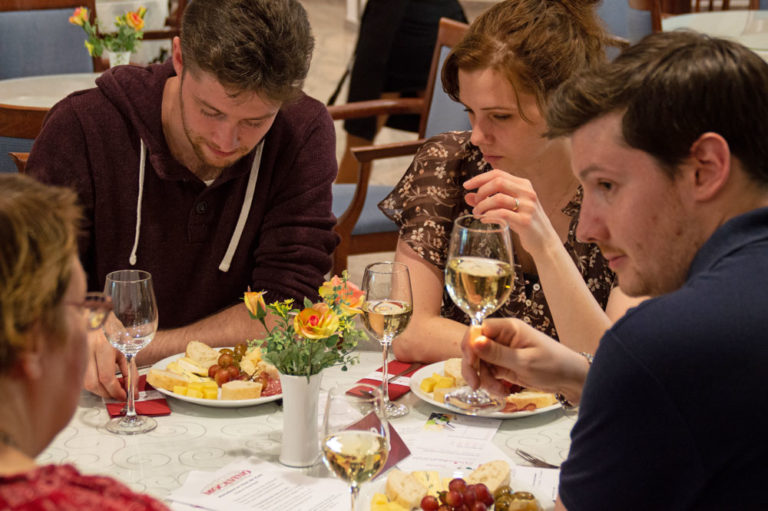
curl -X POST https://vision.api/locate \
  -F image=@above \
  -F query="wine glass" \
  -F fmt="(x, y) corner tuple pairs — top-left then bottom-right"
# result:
(361, 261), (413, 418)
(444, 214), (514, 414)
(103, 269), (159, 435)
(322, 384), (389, 511)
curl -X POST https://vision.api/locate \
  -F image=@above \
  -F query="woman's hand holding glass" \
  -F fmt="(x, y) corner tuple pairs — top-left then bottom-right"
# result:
(464, 170), (562, 257)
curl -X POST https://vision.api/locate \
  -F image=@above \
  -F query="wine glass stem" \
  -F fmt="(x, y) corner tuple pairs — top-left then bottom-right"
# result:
(124, 354), (137, 419)
(380, 339), (392, 404)
(349, 483), (360, 511)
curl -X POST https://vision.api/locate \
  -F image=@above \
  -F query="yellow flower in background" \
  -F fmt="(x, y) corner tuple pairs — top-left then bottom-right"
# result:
(294, 303), (339, 340)
(69, 7), (88, 26)
(125, 8), (145, 31)
(243, 291), (267, 319)
(319, 275), (364, 315)
(84, 40), (95, 56)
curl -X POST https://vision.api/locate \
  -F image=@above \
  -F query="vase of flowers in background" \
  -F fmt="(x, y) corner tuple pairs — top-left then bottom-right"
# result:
(244, 273), (367, 467)
(69, 6), (146, 67)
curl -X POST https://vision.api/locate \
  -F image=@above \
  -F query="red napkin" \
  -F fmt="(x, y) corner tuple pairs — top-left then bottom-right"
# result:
(104, 374), (171, 417)
(346, 413), (411, 480)
(348, 360), (422, 400)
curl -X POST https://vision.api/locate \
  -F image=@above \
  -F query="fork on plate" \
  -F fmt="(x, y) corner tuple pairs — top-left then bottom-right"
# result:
(515, 448), (561, 469)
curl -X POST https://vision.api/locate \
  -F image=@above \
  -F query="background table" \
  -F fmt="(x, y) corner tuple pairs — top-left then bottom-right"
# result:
(663, 10), (768, 59)
(37, 350), (575, 503)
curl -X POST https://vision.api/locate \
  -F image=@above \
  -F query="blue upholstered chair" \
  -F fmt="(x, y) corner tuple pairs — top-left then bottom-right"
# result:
(327, 18), (470, 275)
(0, 0), (99, 173)
(598, 1), (659, 47)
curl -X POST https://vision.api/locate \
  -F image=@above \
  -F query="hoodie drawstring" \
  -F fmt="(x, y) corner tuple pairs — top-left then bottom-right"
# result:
(130, 139), (263, 272)
(129, 139), (147, 266)
(219, 140), (263, 272)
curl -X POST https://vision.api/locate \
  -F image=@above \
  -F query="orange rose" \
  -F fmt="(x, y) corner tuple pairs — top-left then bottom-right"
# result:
(69, 7), (89, 26)
(243, 291), (267, 318)
(125, 9), (145, 31)
(319, 275), (364, 315)
(294, 303), (339, 339)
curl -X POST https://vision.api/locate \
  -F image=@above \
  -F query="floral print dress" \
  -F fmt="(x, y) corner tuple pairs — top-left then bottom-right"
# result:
(379, 131), (616, 341)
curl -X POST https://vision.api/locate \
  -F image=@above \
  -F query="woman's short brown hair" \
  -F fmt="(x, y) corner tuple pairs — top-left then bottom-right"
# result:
(442, 0), (606, 120)
(180, 0), (314, 103)
(0, 174), (82, 372)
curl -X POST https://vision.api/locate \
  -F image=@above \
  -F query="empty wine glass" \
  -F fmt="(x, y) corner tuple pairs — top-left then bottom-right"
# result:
(444, 214), (514, 414)
(103, 269), (159, 434)
(322, 384), (389, 511)
(361, 261), (413, 418)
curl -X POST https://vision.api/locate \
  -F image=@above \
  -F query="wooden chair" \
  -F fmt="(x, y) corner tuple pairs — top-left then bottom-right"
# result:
(326, 18), (470, 275)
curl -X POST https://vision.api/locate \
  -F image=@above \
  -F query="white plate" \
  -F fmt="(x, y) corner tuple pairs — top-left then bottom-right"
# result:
(149, 351), (282, 408)
(360, 467), (554, 511)
(409, 362), (560, 419)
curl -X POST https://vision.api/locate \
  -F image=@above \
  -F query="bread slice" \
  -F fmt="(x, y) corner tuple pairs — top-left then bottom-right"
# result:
(185, 340), (220, 369)
(466, 460), (511, 494)
(220, 380), (263, 400)
(504, 388), (558, 412)
(385, 469), (427, 509)
(146, 368), (189, 391)
(443, 358), (467, 387)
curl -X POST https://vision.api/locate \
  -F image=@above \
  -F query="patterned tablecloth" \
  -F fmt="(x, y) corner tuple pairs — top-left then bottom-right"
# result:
(38, 350), (576, 503)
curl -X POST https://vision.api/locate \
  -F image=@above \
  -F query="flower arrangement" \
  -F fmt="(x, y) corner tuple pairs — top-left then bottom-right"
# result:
(69, 6), (146, 57)
(244, 273), (367, 378)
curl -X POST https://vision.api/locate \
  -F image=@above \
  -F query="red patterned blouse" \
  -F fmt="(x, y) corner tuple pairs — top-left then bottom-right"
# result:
(0, 464), (169, 511)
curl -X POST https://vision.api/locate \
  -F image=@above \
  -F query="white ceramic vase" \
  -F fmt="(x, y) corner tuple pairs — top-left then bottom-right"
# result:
(278, 371), (323, 467)
(106, 50), (131, 68)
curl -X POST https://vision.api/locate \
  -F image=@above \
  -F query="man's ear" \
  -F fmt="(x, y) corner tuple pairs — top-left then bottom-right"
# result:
(688, 132), (730, 202)
(172, 36), (183, 77)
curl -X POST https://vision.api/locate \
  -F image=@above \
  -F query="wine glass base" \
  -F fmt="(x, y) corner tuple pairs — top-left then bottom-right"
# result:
(106, 414), (157, 435)
(445, 386), (504, 415)
(384, 400), (409, 418)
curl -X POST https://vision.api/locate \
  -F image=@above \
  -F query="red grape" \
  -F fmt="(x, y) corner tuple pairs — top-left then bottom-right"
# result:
(470, 503), (487, 511)
(463, 486), (477, 507)
(474, 483), (494, 506)
(449, 478), (467, 493)
(226, 365), (240, 379)
(207, 364), (220, 379)
(214, 369), (231, 386)
(420, 495), (439, 511)
(218, 353), (234, 368)
(444, 490), (463, 507)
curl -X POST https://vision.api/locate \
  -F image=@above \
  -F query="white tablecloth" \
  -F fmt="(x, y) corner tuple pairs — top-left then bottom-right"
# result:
(663, 10), (768, 60)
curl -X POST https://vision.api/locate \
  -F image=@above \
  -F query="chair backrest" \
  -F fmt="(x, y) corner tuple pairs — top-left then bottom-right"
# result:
(420, 17), (471, 139)
(601, 1), (660, 44)
(0, 0), (98, 80)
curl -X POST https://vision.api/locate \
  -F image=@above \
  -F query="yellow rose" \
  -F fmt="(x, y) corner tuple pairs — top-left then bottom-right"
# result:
(243, 291), (267, 318)
(125, 9), (145, 31)
(84, 40), (95, 56)
(294, 303), (339, 339)
(69, 7), (89, 26)
(319, 275), (364, 315)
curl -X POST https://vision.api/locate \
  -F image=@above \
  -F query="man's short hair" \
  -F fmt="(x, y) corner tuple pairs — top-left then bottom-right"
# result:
(0, 174), (81, 373)
(180, 0), (314, 103)
(547, 30), (768, 184)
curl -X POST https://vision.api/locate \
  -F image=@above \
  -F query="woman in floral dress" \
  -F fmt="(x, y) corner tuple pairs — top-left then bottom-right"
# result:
(379, 0), (642, 362)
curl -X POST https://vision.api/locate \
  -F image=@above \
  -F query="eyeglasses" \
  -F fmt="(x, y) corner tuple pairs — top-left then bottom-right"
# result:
(67, 292), (113, 330)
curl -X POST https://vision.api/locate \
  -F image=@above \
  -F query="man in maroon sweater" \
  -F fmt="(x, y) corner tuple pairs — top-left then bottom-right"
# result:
(26, 0), (338, 399)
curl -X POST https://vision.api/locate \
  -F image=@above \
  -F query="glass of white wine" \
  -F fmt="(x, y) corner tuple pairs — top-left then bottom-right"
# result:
(103, 269), (159, 435)
(361, 261), (413, 418)
(444, 214), (514, 414)
(322, 384), (389, 511)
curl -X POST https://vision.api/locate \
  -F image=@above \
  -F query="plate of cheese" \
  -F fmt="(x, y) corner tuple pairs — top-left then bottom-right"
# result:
(410, 360), (560, 419)
(362, 460), (548, 510)
(146, 341), (282, 408)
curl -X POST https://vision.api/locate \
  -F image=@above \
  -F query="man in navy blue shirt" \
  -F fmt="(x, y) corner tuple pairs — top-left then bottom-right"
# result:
(460, 31), (768, 510)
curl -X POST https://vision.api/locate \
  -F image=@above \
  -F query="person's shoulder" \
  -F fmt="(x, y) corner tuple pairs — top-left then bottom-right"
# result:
(278, 93), (331, 125)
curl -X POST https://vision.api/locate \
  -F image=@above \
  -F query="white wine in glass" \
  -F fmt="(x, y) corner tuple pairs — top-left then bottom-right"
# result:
(103, 269), (159, 435)
(361, 261), (413, 418)
(322, 384), (389, 511)
(444, 215), (514, 414)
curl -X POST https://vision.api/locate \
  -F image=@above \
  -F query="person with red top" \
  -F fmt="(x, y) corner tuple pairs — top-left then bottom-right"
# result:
(27, 0), (338, 400)
(0, 174), (167, 510)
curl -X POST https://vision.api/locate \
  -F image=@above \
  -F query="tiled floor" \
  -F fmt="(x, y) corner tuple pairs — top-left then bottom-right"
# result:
(300, 0), (491, 285)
